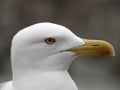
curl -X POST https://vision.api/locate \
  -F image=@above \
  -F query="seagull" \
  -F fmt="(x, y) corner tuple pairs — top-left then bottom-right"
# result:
(0, 22), (115, 90)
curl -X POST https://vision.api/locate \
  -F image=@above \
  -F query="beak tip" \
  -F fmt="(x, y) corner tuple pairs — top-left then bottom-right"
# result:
(107, 42), (115, 56)
(111, 50), (115, 56)
(96, 40), (115, 56)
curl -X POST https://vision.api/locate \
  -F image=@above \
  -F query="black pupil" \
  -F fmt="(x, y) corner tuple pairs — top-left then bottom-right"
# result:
(48, 39), (52, 42)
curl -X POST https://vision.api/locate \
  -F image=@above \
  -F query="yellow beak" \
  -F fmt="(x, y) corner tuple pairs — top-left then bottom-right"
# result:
(67, 39), (115, 56)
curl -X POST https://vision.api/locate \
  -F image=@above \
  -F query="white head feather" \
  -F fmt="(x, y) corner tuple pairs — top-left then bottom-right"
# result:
(11, 22), (84, 90)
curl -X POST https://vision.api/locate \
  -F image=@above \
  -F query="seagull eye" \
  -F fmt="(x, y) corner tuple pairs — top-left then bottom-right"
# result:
(45, 37), (56, 45)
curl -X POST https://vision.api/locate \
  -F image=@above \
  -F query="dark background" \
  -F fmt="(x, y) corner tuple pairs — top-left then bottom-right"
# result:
(0, 0), (120, 90)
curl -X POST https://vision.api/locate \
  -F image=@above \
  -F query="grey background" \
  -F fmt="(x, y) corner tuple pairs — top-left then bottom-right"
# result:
(0, 0), (120, 90)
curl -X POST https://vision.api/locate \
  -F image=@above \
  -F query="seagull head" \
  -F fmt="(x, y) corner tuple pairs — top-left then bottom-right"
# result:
(11, 22), (115, 78)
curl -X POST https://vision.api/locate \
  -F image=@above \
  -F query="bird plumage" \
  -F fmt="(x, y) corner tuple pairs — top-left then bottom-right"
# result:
(0, 22), (115, 90)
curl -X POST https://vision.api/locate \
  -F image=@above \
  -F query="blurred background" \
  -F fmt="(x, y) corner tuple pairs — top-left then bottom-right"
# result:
(0, 0), (120, 90)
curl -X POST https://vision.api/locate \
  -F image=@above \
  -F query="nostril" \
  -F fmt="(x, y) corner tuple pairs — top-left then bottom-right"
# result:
(91, 44), (99, 46)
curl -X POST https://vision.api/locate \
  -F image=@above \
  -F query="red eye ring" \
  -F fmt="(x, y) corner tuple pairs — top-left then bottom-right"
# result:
(45, 37), (56, 44)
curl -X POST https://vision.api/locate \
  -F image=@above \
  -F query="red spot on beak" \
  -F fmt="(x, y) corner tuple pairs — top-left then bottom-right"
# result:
(97, 49), (110, 56)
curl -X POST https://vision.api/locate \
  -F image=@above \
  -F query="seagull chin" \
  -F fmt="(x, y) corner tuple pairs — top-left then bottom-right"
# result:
(1, 22), (115, 90)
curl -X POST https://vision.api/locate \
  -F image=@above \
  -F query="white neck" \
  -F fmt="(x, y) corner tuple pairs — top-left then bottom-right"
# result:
(11, 52), (78, 90)
(13, 71), (78, 90)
